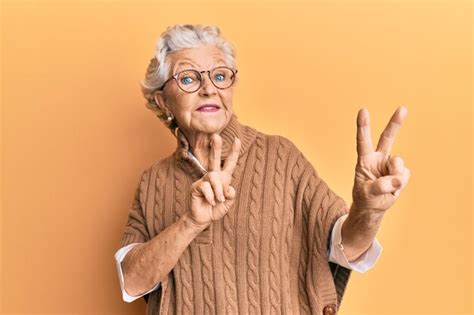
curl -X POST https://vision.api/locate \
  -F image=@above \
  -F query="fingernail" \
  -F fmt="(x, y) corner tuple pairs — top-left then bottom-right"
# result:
(392, 177), (401, 188)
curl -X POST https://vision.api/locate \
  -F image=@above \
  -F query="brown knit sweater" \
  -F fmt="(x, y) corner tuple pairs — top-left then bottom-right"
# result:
(119, 113), (352, 314)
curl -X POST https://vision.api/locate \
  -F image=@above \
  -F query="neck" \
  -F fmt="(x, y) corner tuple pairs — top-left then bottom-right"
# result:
(181, 129), (221, 171)
(174, 113), (259, 179)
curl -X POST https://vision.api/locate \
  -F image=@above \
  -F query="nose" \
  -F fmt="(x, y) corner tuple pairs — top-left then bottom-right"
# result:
(199, 71), (217, 96)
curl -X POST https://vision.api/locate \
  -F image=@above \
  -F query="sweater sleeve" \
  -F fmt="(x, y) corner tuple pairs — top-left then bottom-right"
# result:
(119, 170), (151, 248)
(328, 213), (383, 272)
(298, 155), (353, 309)
(301, 158), (350, 256)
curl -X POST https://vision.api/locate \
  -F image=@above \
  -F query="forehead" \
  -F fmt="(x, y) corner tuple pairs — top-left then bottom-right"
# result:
(170, 45), (227, 71)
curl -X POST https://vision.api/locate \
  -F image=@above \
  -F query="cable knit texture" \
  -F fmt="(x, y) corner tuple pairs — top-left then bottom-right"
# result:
(119, 113), (352, 314)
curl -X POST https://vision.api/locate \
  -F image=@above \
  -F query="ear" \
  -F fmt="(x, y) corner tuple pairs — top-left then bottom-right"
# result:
(154, 90), (172, 117)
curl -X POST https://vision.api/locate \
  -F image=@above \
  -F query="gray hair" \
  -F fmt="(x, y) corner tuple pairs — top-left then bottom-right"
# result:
(140, 24), (237, 132)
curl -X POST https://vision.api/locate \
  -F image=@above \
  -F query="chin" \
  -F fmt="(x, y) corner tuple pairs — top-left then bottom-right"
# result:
(200, 122), (226, 134)
(195, 114), (230, 134)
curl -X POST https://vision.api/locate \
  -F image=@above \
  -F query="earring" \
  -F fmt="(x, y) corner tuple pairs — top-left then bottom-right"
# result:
(166, 113), (173, 122)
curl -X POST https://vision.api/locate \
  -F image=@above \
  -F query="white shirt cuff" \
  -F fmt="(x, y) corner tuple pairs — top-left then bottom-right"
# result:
(328, 214), (383, 273)
(114, 243), (161, 303)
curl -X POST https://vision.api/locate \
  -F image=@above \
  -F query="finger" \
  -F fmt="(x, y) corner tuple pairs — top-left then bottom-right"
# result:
(369, 175), (402, 195)
(206, 172), (225, 203)
(392, 168), (410, 197)
(216, 186), (236, 219)
(356, 108), (375, 157)
(195, 181), (216, 206)
(211, 192), (234, 220)
(223, 137), (242, 175)
(224, 185), (236, 200)
(399, 167), (411, 190)
(209, 133), (222, 172)
(376, 106), (408, 155)
(388, 155), (405, 176)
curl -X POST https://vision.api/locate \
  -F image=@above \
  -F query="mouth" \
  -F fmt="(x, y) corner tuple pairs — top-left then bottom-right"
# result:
(196, 104), (221, 112)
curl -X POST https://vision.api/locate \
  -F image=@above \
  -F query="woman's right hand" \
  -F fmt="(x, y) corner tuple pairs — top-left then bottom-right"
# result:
(188, 134), (242, 228)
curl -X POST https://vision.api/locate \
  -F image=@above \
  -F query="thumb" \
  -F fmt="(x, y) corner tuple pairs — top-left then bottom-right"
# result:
(224, 185), (236, 200)
(212, 186), (236, 220)
(369, 176), (402, 195)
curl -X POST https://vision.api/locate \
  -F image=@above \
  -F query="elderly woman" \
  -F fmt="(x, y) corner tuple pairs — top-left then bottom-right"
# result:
(114, 24), (410, 315)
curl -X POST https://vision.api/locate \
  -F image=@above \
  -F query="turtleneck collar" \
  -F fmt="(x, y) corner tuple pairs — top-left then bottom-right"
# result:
(173, 113), (258, 178)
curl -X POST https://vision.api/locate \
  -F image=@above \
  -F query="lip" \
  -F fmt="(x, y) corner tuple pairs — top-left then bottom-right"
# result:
(196, 103), (221, 111)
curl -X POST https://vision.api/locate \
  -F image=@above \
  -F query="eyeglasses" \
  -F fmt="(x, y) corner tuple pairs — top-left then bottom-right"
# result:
(158, 66), (238, 93)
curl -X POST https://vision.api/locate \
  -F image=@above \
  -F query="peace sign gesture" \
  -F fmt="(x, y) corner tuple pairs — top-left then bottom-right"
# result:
(352, 106), (411, 212)
(188, 134), (242, 228)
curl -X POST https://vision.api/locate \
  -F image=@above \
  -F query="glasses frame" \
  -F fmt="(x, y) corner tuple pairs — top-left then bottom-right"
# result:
(158, 66), (238, 93)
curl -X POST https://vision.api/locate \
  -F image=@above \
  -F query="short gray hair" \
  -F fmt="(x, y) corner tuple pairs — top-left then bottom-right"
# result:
(140, 24), (237, 131)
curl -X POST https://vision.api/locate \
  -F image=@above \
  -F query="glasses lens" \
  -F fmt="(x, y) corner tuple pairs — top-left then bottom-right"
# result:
(176, 70), (201, 92)
(210, 67), (235, 89)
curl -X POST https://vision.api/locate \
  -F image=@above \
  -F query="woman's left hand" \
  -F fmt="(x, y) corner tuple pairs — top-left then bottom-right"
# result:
(351, 106), (411, 212)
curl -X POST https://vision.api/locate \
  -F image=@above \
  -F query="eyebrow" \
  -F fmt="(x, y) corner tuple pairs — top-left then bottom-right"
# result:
(174, 58), (227, 72)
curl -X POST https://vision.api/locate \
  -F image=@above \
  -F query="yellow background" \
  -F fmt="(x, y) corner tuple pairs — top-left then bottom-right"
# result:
(1, 0), (472, 314)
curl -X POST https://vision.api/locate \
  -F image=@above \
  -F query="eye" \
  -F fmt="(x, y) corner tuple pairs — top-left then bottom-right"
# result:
(214, 73), (226, 82)
(181, 76), (194, 85)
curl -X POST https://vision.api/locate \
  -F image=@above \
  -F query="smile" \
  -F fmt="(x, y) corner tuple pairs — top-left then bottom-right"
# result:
(196, 104), (220, 112)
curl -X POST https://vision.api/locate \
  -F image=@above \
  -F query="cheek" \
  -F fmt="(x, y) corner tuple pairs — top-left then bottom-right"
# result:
(222, 91), (234, 110)
(168, 94), (195, 116)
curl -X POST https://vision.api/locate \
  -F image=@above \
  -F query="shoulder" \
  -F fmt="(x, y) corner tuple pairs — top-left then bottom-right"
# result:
(137, 154), (175, 183)
(254, 130), (304, 157)
(251, 130), (310, 171)
(252, 131), (320, 193)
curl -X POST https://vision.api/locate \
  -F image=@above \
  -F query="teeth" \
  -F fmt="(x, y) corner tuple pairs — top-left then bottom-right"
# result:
(200, 106), (217, 110)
